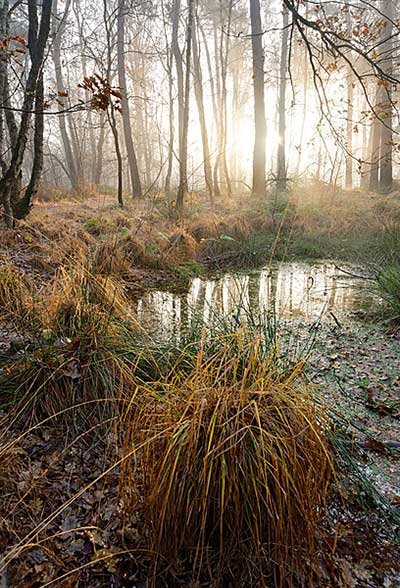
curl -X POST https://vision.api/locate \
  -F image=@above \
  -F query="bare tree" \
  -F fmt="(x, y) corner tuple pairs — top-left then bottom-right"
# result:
(176, 0), (194, 214)
(117, 0), (142, 198)
(379, 0), (394, 192)
(276, 5), (289, 192)
(249, 0), (266, 197)
(52, 0), (81, 191)
(192, 9), (213, 202)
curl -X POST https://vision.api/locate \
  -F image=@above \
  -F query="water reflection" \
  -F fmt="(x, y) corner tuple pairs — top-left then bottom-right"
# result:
(137, 262), (375, 338)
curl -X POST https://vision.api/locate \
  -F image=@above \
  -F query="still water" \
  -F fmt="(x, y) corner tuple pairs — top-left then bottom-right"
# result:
(137, 262), (376, 338)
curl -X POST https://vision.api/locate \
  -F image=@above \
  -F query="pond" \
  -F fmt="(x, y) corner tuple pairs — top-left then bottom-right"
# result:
(137, 261), (378, 339)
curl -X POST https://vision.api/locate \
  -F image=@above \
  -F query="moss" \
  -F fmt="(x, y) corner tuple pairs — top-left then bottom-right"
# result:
(172, 260), (204, 281)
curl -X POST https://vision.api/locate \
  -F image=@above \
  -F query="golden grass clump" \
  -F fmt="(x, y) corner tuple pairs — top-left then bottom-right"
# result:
(1, 263), (140, 418)
(123, 334), (333, 587)
(0, 263), (38, 329)
(44, 264), (132, 337)
(91, 238), (130, 277)
(217, 215), (251, 240)
(189, 219), (220, 241)
(122, 234), (154, 267)
(163, 228), (198, 264)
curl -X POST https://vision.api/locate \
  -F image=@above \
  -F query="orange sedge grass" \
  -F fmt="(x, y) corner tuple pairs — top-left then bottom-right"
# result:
(122, 331), (333, 587)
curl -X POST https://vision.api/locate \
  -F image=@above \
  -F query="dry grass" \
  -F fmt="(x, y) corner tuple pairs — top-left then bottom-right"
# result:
(91, 238), (131, 277)
(290, 184), (396, 237)
(0, 259), (140, 418)
(122, 332), (333, 587)
(44, 264), (132, 336)
(1, 183), (396, 284)
(0, 262), (39, 331)
(163, 228), (199, 264)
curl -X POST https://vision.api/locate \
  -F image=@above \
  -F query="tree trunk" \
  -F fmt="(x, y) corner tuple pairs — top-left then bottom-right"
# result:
(73, 0), (97, 186)
(276, 5), (289, 192)
(52, 0), (80, 191)
(218, 0), (233, 196)
(108, 108), (124, 208)
(117, 0), (142, 198)
(165, 49), (175, 196)
(176, 0), (194, 214)
(295, 5), (308, 176)
(345, 2), (353, 189)
(0, 0), (53, 226)
(369, 87), (381, 192)
(14, 75), (44, 218)
(249, 0), (266, 197)
(199, 21), (221, 198)
(94, 113), (106, 187)
(171, 0), (184, 163)
(192, 12), (213, 202)
(0, 0), (9, 175)
(379, 0), (394, 192)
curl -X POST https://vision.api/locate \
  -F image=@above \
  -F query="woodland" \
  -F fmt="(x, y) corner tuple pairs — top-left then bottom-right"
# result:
(0, 0), (399, 586)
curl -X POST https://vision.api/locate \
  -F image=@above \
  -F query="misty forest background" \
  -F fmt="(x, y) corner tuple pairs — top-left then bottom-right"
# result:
(0, 0), (399, 221)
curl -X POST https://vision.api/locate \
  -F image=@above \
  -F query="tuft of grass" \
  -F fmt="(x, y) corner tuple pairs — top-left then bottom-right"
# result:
(199, 233), (274, 268)
(122, 331), (333, 587)
(163, 228), (199, 265)
(91, 238), (130, 277)
(376, 265), (400, 320)
(0, 263), (39, 331)
(1, 326), (138, 419)
(44, 264), (132, 338)
(0, 261), (140, 418)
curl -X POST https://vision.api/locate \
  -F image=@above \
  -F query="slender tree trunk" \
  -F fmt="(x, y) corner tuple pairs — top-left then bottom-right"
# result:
(176, 0), (194, 214)
(192, 13), (213, 202)
(277, 6), (289, 191)
(94, 113), (106, 187)
(0, 0), (9, 175)
(52, 0), (80, 191)
(249, 0), (266, 197)
(369, 88), (381, 192)
(345, 77), (354, 189)
(360, 96), (369, 189)
(171, 0), (184, 162)
(379, 0), (394, 192)
(295, 5), (308, 176)
(140, 53), (152, 188)
(165, 50), (175, 196)
(212, 18), (224, 194)
(108, 108), (124, 207)
(161, 0), (174, 196)
(218, 0), (233, 196)
(117, 0), (142, 198)
(199, 21), (221, 198)
(73, 0), (97, 185)
(345, 2), (353, 189)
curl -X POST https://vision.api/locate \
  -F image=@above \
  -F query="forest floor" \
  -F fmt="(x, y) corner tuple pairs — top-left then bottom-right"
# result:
(0, 184), (399, 586)
(1, 182), (399, 293)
